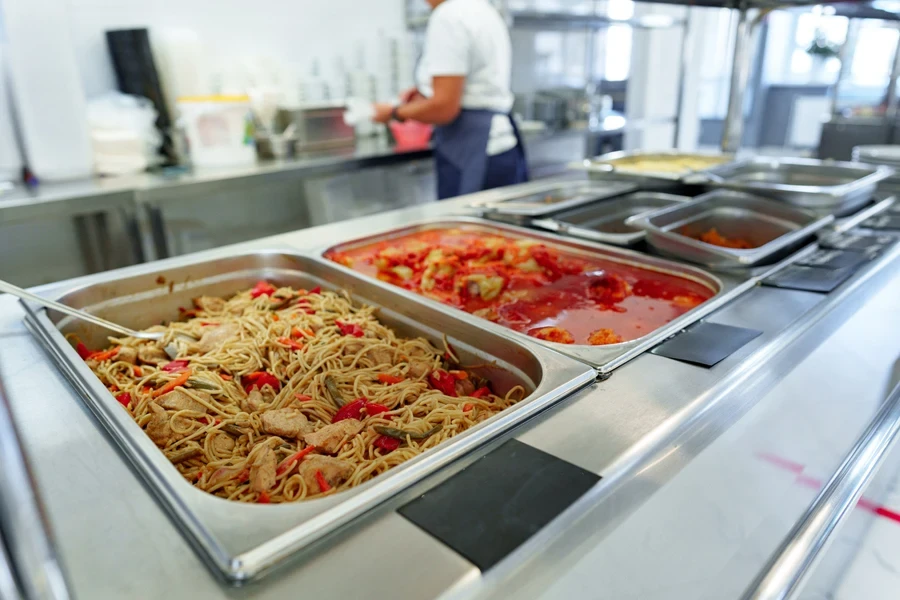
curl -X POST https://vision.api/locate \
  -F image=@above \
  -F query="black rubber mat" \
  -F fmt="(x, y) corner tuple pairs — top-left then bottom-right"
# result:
(862, 214), (900, 231)
(796, 248), (870, 271)
(762, 264), (855, 293)
(398, 439), (600, 571)
(650, 321), (762, 368)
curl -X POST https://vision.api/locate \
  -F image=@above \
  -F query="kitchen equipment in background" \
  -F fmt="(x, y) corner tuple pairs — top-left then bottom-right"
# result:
(818, 116), (895, 161)
(700, 156), (894, 217)
(0, 44), (22, 183)
(177, 95), (256, 168)
(279, 103), (356, 152)
(576, 150), (732, 190)
(628, 191), (835, 268)
(105, 28), (176, 164)
(87, 93), (162, 176)
(530, 92), (569, 130)
(1, 0), (93, 181)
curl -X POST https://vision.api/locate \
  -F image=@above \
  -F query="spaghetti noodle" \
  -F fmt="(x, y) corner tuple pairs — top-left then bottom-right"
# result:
(78, 283), (524, 504)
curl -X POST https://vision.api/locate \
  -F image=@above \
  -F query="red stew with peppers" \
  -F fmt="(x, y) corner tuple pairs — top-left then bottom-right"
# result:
(326, 228), (715, 346)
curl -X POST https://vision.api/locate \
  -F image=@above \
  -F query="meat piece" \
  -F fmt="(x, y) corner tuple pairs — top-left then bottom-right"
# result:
(249, 447), (276, 492)
(261, 408), (311, 438)
(408, 360), (432, 379)
(303, 419), (363, 454)
(297, 455), (354, 492)
(138, 345), (169, 365)
(157, 388), (210, 413)
(197, 323), (240, 353)
(366, 347), (393, 366)
(194, 296), (226, 313)
(117, 346), (138, 364)
(145, 402), (172, 446)
(341, 340), (365, 356)
(587, 328), (623, 346)
(240, 390), (267, 414)
(211, 433), (235, 455)
(529, 326), (575, 345)
(587, 274), (632, 306)
(454, 378), (476, 397)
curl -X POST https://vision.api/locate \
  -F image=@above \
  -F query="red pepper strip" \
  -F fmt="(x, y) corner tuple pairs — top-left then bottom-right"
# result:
(449, 370), (468, 380)
(242, 371), (281, 393)
(220, 374), (233, 381)
(462, 403), (474, 412)
(115, 392), (132, 407)
(75, 342), (93, 360)
(277, 337), (304, 351)
(315, 470), (331, 493)
(257, 491), (271, 504)
(471, 387), (491, 399)
(276, 445), (317, 476)
(294, 394), (312, 402)
(377, 373), (404, 385)
(271, 313), (280, 322)
(303, 309), (317, 315)
(374, 435), (401, 452)
(180, 309), (198, 319)
(90, 347), (120, 362)
(152, 370), (192, 398)
(199, 321), (219, 326)
(236, 469), (250, 484)
(309, 286), (322, 295)
(161, 359), (190, 373)
(332, 398), (367, 423)
(250, 281), (277, 298)
(364, 402), (391, 417)
(428, 369), (457, 397)
(133, 366), (143, 378)
(291, 327), (315, 339)
(334, 320), (364, 338)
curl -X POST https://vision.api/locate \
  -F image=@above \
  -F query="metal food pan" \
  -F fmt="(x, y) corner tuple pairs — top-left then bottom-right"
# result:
(627, 191), (834, 268)
(318, 217), (756, 373)
(20, 249), (595, 583)
(470, 179), (636, 217)
(573, 150), (733, 188)
(531, 192), (691, 246)
(700, 157), (894, 214)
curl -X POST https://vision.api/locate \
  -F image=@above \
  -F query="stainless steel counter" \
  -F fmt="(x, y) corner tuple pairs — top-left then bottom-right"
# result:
(0, 188), (899, 599)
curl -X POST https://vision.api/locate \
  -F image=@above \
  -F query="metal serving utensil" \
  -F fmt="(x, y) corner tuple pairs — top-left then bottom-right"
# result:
(0, 279), (165, 341)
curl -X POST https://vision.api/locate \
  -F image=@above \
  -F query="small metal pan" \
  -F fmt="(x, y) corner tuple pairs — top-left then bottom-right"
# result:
(470, 179), (636, 217)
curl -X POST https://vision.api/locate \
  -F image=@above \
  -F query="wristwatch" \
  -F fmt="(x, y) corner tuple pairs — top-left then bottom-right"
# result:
(391, 106), (405, 122)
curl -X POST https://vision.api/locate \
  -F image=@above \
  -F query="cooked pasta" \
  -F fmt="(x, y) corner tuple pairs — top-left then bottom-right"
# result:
(75, 282), (525, 504)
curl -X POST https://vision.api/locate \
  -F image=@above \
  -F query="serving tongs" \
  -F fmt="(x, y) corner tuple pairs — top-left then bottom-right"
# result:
(0, 279), (166, 341)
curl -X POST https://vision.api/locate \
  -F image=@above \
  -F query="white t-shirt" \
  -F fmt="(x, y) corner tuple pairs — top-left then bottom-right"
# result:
(416, 0), (517, 156)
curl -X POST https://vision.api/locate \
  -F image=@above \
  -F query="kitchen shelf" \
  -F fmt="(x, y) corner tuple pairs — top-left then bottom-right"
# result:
(508, 11), (685, 30)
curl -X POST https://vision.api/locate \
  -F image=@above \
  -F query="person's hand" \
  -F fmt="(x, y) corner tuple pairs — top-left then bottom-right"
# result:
(399, 87), (423, 104)
(373, 103), (394, 124)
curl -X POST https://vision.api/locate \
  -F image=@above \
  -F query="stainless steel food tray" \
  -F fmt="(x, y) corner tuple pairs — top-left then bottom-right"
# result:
(469, 178), (636, 217)
(627, 191), (834, 268)
(699, 156), (894, 215)
(318, 217), (756, 373)
(20, 249), (595, 583)
(531, 192), (691, 246)
(573, 150), (733, 188)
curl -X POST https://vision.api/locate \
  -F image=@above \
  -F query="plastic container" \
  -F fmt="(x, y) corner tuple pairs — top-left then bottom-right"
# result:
(177, 95), (256, 168)
(388, 120), (433, 150)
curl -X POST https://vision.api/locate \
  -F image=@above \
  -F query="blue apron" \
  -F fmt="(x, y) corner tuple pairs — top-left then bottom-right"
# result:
(433, 109), (529, 200)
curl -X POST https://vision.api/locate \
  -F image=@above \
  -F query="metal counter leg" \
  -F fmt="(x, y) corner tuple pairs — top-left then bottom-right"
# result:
(119, 206), (146, 264)
(147, 205), (170, 260)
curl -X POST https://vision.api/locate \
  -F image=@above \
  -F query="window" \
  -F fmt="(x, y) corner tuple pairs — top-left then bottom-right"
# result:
(604, 0), (633, 81)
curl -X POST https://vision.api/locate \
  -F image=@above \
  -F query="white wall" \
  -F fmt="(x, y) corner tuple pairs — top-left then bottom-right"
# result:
(65, 0), (407, 99)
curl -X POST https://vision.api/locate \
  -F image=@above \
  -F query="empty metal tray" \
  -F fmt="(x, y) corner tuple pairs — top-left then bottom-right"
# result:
(628, 191), (834, 268)
(531, 192), (691, 246)
(20, 249), (595, 582)
(470, 179), (636, 217)
(700, 157), (894, 215)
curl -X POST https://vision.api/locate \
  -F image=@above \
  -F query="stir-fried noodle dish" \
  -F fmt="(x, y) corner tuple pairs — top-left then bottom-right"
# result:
(73, 282), (524, 504)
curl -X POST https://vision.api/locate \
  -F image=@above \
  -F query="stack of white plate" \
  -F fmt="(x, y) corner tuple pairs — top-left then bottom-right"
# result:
(853, 145), (900, 189)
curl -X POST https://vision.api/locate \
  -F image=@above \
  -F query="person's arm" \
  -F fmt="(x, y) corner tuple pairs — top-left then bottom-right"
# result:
(373, 76), (464, 125)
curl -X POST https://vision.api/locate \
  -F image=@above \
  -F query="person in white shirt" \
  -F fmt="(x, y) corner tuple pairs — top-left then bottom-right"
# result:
(372, 0), (528, 199)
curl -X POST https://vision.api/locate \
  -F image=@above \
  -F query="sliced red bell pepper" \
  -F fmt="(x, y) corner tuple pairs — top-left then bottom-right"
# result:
(377, 373), (404, 385)
(90, 346), (120, 362)
(161, 359), (190, 373)
(115, 392), (132, 407)
(276, 445), (316, 476)
(294, 393), (312, 402)
(75, 341), (93, 360)
(303, 309), (317, 315)
(242, 371), (281, 393)
(315, 470), (331, 493)
(257, 491), (271, 504)
(471, 386), (491, 399)
(250, 281), (277, 298)
(462, 403), (474, 412)
(335, 320), (364, 338)
(449, 370), (468, 380)
(374, 435), (401, 452)
(309, 286), (322, 295)
(235, 469), (250, 484)
(199, 321), (219, 326)
(152, 370), (192, 398)
(428, 369), (457, 397)
(332, 398), (366, 423)
(277, 337), (304, 351)
(132, 366), (143, 378)
(291, 327), (315, 339)
(364, 402), (391, 417)
(220, 374), (233, 381)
